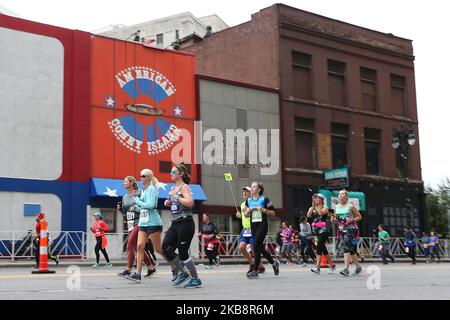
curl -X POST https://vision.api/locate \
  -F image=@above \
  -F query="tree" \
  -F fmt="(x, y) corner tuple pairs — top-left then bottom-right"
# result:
(425, 178), (450, 236)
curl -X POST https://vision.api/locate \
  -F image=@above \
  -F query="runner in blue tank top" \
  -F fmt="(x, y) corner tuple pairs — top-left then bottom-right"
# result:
(331, 189), (363, 277)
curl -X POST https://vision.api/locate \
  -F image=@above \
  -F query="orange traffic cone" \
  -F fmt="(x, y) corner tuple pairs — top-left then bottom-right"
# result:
(320, 255), (328, 268)
(32, 218), (55, 274)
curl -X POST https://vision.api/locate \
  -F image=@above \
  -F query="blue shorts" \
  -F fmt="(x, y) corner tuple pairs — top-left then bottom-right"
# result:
(139, 225), (163, 234)
(239, 229), (254, 244)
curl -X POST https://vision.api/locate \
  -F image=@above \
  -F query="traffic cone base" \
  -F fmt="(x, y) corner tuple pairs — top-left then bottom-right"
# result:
(320, 255), (328, 268)
(32, 270), (55, 274)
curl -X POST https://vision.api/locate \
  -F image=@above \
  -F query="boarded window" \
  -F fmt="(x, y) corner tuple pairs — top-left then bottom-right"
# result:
(292, 51), (312, 99)
(361, 67), (377, 111)
(364, 128), (381, 175)
(331, 123), (349, 168)
(295, 117), (315, 169)
(328, 60), (346, 106)
(391, 74), (406, 116)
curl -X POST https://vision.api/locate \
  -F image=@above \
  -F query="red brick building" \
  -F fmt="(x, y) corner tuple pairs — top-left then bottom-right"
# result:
(182, 4), (424, 236)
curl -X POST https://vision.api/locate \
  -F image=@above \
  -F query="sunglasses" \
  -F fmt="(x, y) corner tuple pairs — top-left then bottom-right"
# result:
(140, 175), (147, 178)
(170, 170), (180, 175)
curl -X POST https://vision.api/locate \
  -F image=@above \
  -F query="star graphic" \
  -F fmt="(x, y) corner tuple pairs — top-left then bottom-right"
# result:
(157, 182), (168, 191)
(104, 95), (116, 109)
(103, 187), (119, 197)
(173, 106), (183, 117)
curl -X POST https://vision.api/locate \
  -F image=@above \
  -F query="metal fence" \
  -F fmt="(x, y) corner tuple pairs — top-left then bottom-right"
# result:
(0, 231), (87, 261)
(2, 231), (448, 261)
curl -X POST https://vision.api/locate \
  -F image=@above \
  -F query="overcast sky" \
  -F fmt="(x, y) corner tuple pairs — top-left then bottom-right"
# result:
(1, 0), (446, 188)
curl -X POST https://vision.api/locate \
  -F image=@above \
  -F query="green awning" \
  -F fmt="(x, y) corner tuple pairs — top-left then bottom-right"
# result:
(318, 189), (366, 212)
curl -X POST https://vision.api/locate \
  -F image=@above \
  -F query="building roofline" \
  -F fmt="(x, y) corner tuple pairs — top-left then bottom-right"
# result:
(198, 14), (230, 28)
(272, 3), (413, 42)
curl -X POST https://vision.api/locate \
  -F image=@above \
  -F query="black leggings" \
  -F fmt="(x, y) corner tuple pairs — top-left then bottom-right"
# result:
(162, 218), (195, 261)
(251, 223), (274, 268)
(316, 232), (329, 255)
(95, 237), (110, 263)
(205, 243), (219, 265)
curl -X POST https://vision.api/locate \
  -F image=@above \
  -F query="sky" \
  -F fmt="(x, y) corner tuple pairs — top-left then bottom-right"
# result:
(0, 0), (447, 188)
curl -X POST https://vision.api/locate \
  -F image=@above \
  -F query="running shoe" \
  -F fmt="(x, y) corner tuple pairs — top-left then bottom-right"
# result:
(91, 263), (100, 268)
(311, 267), (320, 275)
(205, 265), (214, 270)
(353, 266), (363, 276)
(173, 273), (190, 287)
(339, 268), (350, 277)
(126, 272), (141, 283)
(145, 268), (158, 278)
(246, 265), (254, 276)
(183, 278), (202, 288)
(246, 270), (259, 279)
(104, 263), (113, 269)
(118, 270), (131, 278)
(286, 261), (293, 266)
(390, 257), (395, 263)
(328, 264), (336, 274)
(171, 269), (178, 282)
(215, 256), (221, 267)
(272, 260), (280, 276)
(257, 265), (266, 274)
(298, 262), (307, 268)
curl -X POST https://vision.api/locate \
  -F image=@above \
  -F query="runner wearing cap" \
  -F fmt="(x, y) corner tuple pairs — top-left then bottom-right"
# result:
(236, 186), (265, 275)
(331, 190), (362, 276)
(307, 193), (336, 274)
(90, 211), (112, 268)
(199, 213), (220, 269)
(245, 182), (280, 279)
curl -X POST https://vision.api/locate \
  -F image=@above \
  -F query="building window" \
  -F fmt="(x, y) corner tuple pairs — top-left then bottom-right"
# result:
(327, 59), (346, 106)
(365, 128), (381, 175)
(360, 67), (377, 111)
(175, 29), (180, 40)
(295, 117), (315, 169)
(156, 33), (164, 47)
(390, 74), (407, 116)
(236, 108), (249, 178)
(292, 51), (312, 100)
(331, 123), (349, 168)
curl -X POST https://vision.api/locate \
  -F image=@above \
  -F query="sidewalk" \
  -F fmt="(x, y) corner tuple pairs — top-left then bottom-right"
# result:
(0, 257), (448, 268)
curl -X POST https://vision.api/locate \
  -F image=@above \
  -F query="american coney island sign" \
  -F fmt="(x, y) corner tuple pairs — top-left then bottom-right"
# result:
(107, 66), (182, 155)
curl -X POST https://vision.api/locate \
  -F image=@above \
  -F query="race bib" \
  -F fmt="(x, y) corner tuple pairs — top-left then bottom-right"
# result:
(378, 244), (383, 250)
(126, 211), (135, 221)
(251, 209), (262, 223)
(243, 229), (252, 237)
(127, 220), (134, 232)
(139, 209), (149, 224)
(405, 247), (409, 253)
(207, 242), (215, 251)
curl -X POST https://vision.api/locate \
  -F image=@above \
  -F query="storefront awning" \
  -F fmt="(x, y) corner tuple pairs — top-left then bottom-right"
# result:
(318, 189), (366, 212)
(90, 178), (207, 201)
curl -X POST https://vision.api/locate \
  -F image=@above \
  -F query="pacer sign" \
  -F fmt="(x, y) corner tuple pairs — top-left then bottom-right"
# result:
(90, 36), (196, 179)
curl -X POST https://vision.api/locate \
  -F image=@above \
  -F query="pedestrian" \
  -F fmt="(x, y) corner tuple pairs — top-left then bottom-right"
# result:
(298, 216), (316, 266)
(378, 224), (395, 264)
(199, 213), (220, 269)
(429, 231), (441, 263)
(421, 232), (432, 262)
(280, 222), (293, 265)
(290, 224), (301, 264)
(163, 163), (202, 288)
(236, 186), (265, 274)
(117, 176), (156, 279)
(404, 227), (417, 265)
(126, 169), (163, 283)
(331, 189), (363, 277)
(244, 181), (280, 279)
(307, 193), (336, 274)
(90, 211), (112, 268)
(32, 212), (59, 269)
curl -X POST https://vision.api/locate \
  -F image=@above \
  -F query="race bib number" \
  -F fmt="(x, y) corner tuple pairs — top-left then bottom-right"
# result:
(405, 247), (409, 253)
(126, 211), (135, 221)
(139, 209), (149, 224)
(126, 212), (135, 232)
(207, 242), (215, 251)
(251, 209), (262, 223)
(243, 229), (252, 237)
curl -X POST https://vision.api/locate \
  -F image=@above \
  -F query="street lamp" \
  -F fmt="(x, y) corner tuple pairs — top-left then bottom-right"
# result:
(392, 126), (416, 178)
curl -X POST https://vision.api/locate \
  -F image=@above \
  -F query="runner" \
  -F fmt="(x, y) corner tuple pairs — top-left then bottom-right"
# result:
(280, 221), (293, 265)
(429, 231), (441, 263)
(307, 193), (336, 274)
(404, 227), (417, 265)
(331, 189), (363, 277)
(199, 213), (220, 269)
(32, 212), (59, 268)
(236, 186), (265, 275)
(421, 232), (433, 263)
(163, 163), (202, 288)
(90, 211), (112, 268)
(298, 216), (316, 267)
(244, 181), (280, 279)
(378, 224), (395, 264)
(126, 169), (163, 283)
(290, 224), (301, 264)
(117, 176), (156, 279)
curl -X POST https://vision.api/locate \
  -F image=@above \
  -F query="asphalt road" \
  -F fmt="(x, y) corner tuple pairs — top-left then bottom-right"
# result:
(0, 262), (449, 300)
